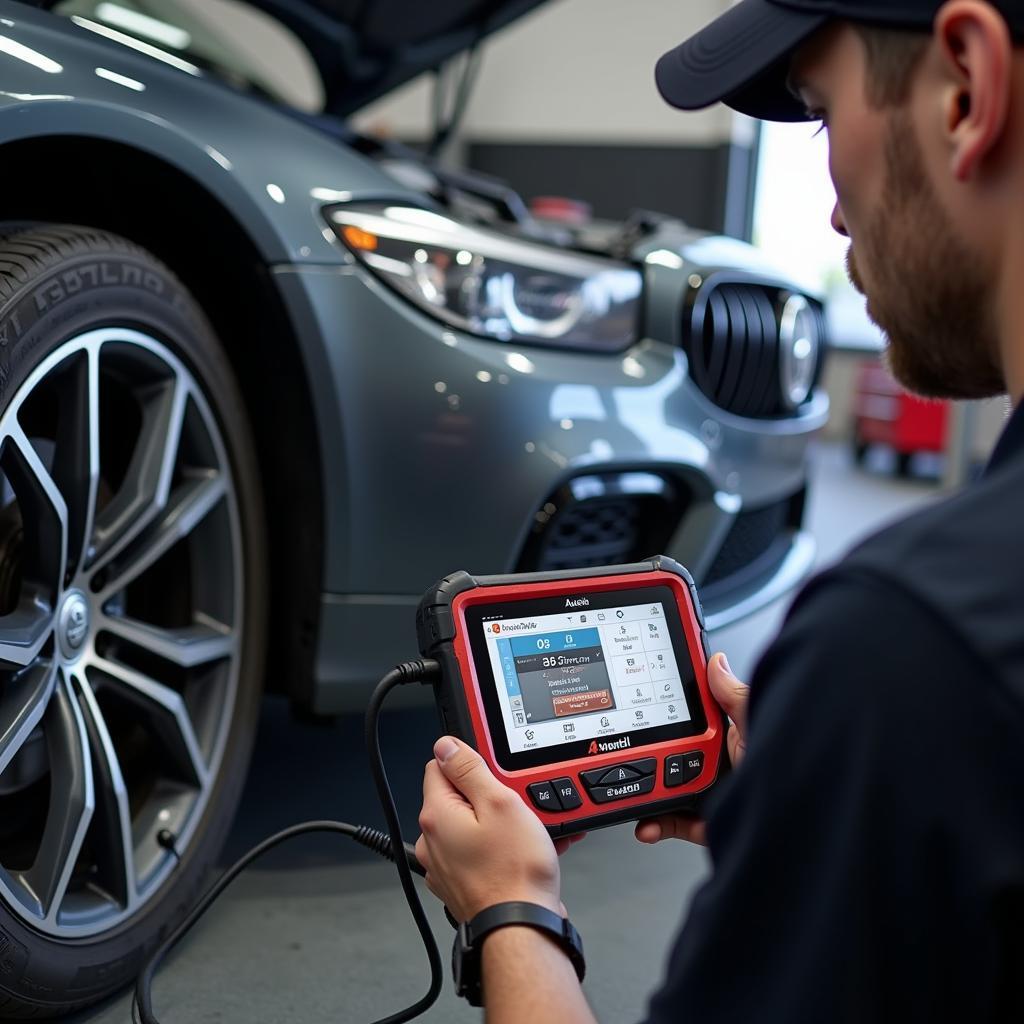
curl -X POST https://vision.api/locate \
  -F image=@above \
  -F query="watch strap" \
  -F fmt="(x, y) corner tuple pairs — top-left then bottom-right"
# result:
(455, 901), (585, 1005)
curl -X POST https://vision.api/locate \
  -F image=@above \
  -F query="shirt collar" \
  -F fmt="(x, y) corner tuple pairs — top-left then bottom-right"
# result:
(985, 399), (1024, 475)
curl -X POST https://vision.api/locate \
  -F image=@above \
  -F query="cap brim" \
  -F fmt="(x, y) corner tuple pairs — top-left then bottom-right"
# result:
(656, 0), (828, 122)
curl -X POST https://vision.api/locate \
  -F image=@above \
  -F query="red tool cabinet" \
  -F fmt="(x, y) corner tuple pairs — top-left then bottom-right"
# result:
(853, 360), (949, 474)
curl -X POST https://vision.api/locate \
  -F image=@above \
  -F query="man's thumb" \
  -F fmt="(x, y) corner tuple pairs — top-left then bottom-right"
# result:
(433, 736), (496, 801)
(707, 652), (748, 728)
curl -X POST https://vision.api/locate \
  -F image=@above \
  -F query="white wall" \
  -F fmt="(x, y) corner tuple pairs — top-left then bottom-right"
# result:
(353, 0), (738, 146)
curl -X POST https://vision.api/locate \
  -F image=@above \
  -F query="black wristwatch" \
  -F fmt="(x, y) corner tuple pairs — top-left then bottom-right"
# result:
(452, 901), (586, 1006)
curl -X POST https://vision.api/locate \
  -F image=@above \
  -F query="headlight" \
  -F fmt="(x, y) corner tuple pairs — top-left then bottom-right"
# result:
(325, 204), (642, 352)
(778, 294), (822, 410)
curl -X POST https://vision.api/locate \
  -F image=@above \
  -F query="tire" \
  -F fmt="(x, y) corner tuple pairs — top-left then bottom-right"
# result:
(0, 224), (267, 1017)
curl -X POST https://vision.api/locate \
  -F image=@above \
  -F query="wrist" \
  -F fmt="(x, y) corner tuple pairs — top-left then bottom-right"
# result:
(482, 924), (581, 974)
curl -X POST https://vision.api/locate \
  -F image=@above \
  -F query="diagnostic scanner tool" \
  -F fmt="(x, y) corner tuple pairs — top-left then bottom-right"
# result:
(417, 557), (727, 835)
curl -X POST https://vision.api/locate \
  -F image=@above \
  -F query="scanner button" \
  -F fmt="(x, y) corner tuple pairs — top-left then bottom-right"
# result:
(588, 775), (656, 804)
(624, 758), (657, 778)
(552, 777), (582, 810)
(528, 782), (560, 812)
(665, 751), (704, 788)
(580, 765), (617, 787)
(597, 765), (642, 786)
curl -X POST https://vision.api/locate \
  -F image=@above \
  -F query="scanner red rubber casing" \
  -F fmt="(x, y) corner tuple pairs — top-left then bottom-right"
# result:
(416, 558), (728, 836)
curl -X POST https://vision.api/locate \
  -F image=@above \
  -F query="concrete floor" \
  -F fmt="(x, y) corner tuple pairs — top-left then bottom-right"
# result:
(70, 442), (940, 1024)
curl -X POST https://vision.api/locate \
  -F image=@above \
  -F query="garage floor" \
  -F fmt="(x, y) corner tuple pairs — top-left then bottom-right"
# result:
(69, 442), (939, 1024)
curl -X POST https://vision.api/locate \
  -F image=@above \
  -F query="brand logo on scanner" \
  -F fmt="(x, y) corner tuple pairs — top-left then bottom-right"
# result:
(587, 737), (631, 754)
(565, 597), (590, 608)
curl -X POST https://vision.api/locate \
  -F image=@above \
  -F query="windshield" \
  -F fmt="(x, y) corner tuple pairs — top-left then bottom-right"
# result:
(54, 0), (325, 110)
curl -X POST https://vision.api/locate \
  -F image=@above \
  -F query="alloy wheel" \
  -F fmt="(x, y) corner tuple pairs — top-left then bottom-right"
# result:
(0, 327), (242, 937)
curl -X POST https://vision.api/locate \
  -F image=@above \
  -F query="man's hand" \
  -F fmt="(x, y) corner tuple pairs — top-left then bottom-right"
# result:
(634, 652), (748, 847)
(415, 736), (565, 923)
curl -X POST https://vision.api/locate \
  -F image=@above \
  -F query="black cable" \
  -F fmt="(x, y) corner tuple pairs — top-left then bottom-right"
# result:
(133, 658), (442, 1024)
(364, 660), (445, 1023)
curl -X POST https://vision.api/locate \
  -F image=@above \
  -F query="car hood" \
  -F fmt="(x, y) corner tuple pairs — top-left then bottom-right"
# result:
(246, 0), (548, 116)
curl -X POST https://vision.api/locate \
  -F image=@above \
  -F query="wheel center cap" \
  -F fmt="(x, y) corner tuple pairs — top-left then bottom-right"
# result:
(58, 591), (91, 661)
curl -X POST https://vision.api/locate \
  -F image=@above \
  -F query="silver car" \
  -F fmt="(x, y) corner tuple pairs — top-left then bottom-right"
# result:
(0, 0), (827, 1013)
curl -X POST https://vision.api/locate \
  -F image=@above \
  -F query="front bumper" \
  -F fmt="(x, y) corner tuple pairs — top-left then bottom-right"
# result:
(272, 264), (828, 711)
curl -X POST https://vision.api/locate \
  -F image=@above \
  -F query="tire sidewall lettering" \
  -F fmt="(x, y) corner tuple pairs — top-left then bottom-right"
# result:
(31, 261), (168, 315)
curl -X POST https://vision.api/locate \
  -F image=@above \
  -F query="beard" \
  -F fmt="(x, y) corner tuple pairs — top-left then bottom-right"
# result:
(846, 110), (1005, 400)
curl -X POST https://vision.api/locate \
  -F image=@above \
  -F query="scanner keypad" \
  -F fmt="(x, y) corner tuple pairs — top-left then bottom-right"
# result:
(579, 758), (657, 803)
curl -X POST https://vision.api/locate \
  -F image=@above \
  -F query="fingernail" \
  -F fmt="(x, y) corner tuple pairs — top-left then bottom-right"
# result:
(434, 736), (458, 763)
(718, 653), (732, 676)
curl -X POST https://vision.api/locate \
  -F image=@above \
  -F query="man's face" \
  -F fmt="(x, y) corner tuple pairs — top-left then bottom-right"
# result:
(792, 25), (1005, 399)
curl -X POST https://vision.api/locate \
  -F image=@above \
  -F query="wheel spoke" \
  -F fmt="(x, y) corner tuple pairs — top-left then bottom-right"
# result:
(46, 345), (100, 580)
(5, 425), (68, 602)
(96, 472), (226, 602)
(0, 594), (54, 669)
(69, 670), (135, 909)
(88, 654), (208, 789)
(88, 373), (187, 574)
(101, 614), (236, 668)
(0, 658), (57, 776)
(22, 672), (94, 922)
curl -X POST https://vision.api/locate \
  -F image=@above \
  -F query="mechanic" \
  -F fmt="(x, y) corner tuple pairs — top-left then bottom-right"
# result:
(414, 1), (1024, 1019)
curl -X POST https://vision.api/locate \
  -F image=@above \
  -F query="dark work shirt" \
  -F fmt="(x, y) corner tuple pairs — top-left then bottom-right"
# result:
(644, 401), (1024, 1023)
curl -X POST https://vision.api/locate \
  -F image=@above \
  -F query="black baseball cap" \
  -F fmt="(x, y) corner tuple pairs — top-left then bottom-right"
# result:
(656, 0), (1022, 122)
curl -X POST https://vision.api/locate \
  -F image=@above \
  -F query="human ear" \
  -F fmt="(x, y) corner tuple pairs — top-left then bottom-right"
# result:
(935, 0), (1012, 181)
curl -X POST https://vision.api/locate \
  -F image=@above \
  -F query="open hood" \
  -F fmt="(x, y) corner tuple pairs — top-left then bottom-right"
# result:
(244, 0), (549, 116)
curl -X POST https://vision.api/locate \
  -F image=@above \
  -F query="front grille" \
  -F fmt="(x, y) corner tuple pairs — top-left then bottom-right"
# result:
(702, 489), (805, 590)
(684, 279), (826, 419)
(516, 473), (687, 573)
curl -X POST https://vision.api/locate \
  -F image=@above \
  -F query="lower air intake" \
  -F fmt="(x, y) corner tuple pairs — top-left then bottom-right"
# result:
(516, 473), (687, 573)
